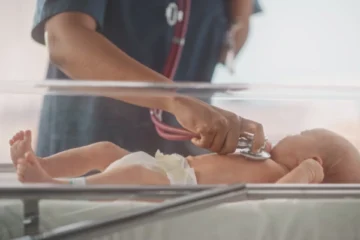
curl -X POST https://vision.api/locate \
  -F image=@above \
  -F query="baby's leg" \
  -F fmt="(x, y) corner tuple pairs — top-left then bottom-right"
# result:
(10, 130), (129, 178)
(40, 141), (129, 178)
(276, 159), (324, 183)
(17, 152), (169, 185)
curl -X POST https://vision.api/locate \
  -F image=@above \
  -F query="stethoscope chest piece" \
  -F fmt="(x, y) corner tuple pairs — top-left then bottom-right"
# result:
(236, 148), (271, 161)
(236, 136), (270, 161)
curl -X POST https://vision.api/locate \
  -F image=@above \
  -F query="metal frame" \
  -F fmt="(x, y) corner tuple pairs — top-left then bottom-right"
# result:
(0, 184), (223, 200)
(0, 163), (14, 173)
(0, 184), (223, 238)
(3, 184), (360, 200)
(1, 184), (360, 240)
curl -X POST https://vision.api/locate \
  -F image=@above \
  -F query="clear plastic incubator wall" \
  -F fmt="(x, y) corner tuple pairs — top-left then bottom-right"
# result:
(1, 81), (360, 240)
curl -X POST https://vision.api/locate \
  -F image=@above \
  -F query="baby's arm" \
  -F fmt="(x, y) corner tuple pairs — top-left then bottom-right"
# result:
(41, 141), (129, 178)
(276, 158), (324, 183)
(189, 153), (289, 184)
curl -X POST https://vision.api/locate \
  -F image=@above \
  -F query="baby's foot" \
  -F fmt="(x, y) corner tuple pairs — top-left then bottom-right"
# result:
(10, 130), (35, 168)
(17, 151), (55, 184)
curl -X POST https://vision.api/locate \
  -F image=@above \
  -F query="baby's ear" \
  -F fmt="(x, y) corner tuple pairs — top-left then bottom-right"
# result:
(312, 156), (323, 166)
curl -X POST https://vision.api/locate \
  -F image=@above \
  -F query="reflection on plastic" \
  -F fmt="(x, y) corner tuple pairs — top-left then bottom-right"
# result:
(1, 81), (360, 100)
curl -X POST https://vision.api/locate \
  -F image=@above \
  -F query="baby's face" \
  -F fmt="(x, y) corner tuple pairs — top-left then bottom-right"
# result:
(270, 131), (322, 170)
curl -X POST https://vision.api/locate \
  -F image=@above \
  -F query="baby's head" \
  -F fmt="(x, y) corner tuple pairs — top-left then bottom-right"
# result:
(270, 129), (325, 171)
(271, 128), (360, 183)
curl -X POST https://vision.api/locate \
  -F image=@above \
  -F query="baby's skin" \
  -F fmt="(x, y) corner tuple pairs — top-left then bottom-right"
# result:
(9, 128), (360, 185)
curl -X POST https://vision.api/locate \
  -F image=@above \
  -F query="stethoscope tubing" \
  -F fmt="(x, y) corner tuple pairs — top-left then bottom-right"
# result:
(150, 0), (194, 141)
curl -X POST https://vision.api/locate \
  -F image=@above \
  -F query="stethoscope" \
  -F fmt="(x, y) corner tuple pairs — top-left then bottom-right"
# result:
(149, 0), (270, 161)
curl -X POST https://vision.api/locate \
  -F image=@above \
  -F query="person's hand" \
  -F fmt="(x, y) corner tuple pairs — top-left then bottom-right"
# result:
(218, 21), (249, 73)
(168, 96), (265, 155)
(212, 106), (266, 153)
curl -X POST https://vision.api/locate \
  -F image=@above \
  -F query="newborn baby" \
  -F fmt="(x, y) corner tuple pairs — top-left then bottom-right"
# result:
(9, 128), (360, 185)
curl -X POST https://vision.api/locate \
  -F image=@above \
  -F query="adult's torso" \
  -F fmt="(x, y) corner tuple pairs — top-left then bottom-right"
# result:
(49, 0), (229, 81)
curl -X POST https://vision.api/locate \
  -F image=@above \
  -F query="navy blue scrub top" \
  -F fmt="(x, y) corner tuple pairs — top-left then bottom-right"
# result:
(32, 0), (262, 158)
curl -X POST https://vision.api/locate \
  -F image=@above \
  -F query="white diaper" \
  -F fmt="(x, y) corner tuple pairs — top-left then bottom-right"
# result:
(105, 151), (198, 185)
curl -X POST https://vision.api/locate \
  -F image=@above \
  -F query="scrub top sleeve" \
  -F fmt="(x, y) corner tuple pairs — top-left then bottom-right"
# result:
(31, 0), (108, 45)
(253, 0), (263, 14)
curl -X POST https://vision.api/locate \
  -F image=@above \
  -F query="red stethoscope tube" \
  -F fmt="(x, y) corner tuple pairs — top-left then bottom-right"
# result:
(150, 0), (197, 141)
(149, 3), (270, 160)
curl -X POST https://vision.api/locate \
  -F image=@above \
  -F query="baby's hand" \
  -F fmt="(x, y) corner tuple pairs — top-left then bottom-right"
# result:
(276, 158), (324, 184)
(270, 131), (321, 171)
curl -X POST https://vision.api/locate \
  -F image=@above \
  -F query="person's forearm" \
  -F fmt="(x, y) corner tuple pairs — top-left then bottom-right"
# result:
(228, 0), (252, 53)
(46, 24), (170, 83)
(46, 24), (175, 111)
(228, 0), (252, 25)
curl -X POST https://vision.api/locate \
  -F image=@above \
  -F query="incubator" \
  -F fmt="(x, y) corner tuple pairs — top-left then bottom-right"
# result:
(1, 81), (360, 240)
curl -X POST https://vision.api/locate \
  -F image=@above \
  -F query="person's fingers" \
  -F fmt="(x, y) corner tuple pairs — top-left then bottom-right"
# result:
(209, 120), (229, 154)
(239, 117), (265, 153)
(276, 159), (324, 184)
(219, 125), (239, 154)
(217, 116), (242, 154)
(191, 125), (216, 149)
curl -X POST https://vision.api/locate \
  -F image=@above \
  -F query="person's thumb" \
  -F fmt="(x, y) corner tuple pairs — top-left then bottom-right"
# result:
(191, 137), (202, 147)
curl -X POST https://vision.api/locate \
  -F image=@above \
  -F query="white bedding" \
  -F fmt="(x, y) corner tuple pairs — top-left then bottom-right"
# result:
(1, 199), (360, 240)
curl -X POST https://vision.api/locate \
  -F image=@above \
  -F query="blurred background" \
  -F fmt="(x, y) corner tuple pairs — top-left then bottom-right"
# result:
(1, 0), (360, 164)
